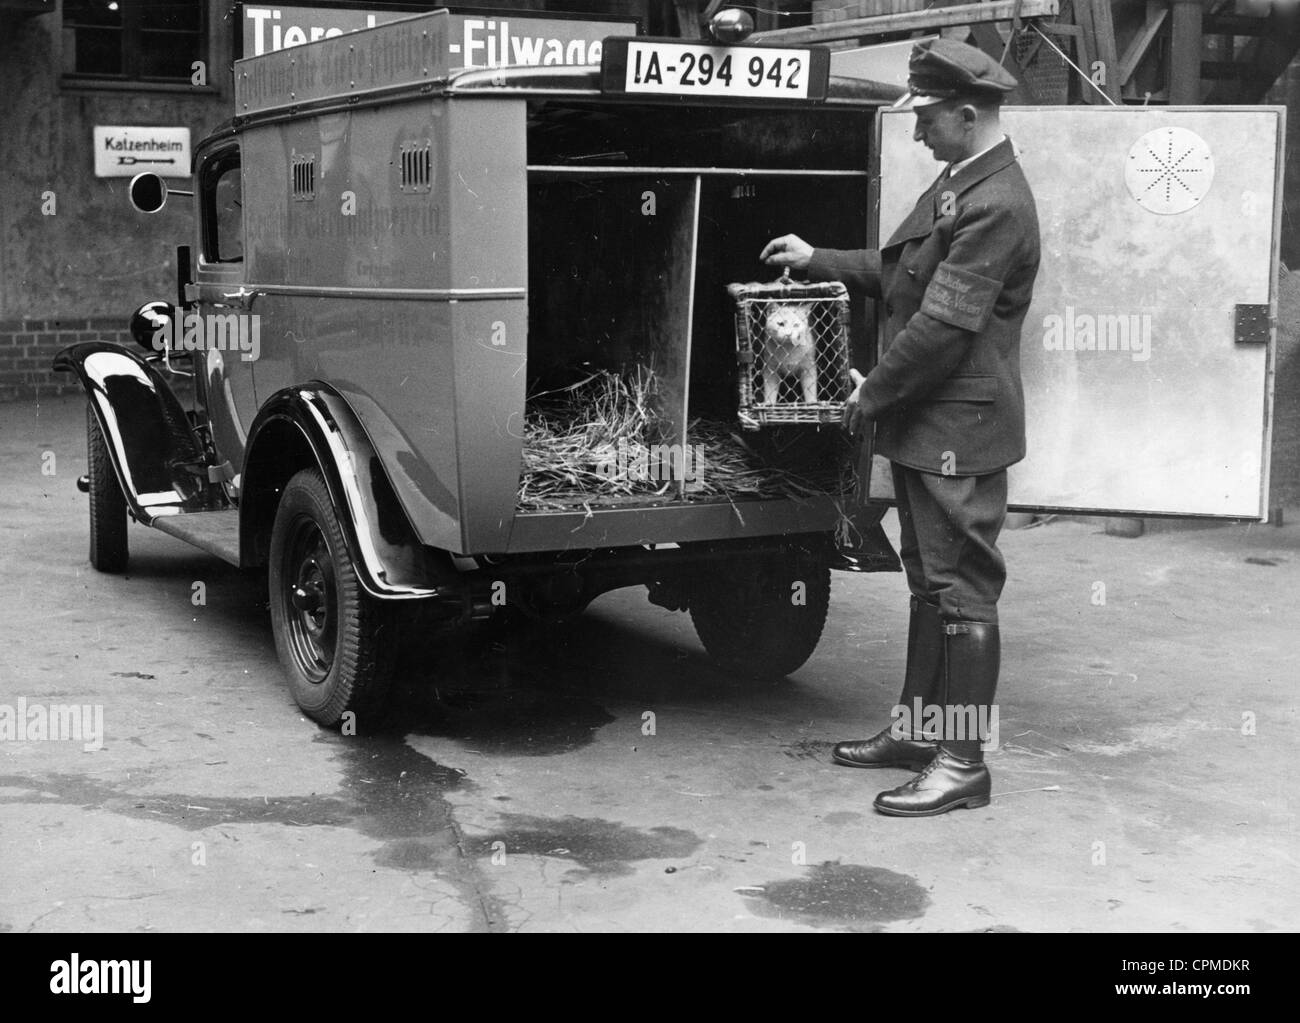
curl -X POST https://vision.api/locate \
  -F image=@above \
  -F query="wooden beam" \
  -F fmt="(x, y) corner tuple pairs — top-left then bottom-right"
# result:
(673, 0), (703, 39)
(968, 21), (1040, 104)
(1168, 0), (1204, 104)
(1200, 60), (1251, 80)
(1116, 2), (1167, 86)
(1071, 0), (1103, 104)
(1086, 0), (1122, 102)
(1204, 12), (1278, 37)
(1067, 1), (1119, 104)
(751, 0), (1060, 45)
(1205, 7), (1300, 102)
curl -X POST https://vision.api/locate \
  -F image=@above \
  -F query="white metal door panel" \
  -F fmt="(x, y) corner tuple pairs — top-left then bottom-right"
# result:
(871, 107), (1280, 519)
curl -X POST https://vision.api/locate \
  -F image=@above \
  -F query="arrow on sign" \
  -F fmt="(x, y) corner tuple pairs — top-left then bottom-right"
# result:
(116, 156), (177, 165)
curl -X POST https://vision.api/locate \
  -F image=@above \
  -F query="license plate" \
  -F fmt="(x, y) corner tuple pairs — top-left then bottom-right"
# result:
(602, 38), (829, 102)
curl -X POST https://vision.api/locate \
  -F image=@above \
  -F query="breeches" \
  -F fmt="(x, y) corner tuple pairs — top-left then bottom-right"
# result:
(889, 462), (1008, 624)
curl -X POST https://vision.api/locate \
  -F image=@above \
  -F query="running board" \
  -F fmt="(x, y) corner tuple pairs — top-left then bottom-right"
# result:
(153, 511), (242, 567)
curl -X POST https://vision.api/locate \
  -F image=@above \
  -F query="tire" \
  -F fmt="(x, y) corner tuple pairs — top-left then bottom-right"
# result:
(689, 544), (831, 680)
(86, 403), (128, 573)
(268, 468), (402, 728)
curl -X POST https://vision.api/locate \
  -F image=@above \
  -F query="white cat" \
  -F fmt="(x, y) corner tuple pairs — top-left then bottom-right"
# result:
(761, 303), (819, 405)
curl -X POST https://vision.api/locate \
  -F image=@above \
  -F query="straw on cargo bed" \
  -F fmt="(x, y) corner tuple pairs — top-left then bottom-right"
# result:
(517, 367), (852, 513)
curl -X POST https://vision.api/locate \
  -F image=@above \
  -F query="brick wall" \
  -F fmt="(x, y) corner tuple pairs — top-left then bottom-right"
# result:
(0, 0), (231, 404)
(0, 319), (132, 403)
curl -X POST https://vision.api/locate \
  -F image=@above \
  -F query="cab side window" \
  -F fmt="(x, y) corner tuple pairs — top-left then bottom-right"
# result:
(201, 151), (243, 264)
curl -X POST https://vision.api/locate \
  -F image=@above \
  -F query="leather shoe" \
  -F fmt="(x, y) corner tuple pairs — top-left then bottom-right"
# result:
(832, 728), (937, 770)
(873, 749), (991, 817)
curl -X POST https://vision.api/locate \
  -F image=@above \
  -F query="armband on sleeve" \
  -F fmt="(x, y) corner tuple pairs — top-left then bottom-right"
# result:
(919, 262), (1001, 334)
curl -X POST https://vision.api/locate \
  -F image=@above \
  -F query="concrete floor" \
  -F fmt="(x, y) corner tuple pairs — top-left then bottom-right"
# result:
(1, 395), (1296, 932)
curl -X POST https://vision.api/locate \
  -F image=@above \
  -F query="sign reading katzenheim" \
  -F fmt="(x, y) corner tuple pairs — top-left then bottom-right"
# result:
(92, 127), (192, 179)
(241, 3), (636, 66)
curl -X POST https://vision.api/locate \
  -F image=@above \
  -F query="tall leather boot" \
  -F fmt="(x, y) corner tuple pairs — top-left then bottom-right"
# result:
(873, 620), (998, 816)
(832, 597), (942, 770)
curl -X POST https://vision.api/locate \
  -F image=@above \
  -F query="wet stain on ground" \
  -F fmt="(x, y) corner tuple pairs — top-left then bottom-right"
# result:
(398, 687), (615, 757)
(0, 733), (499, 926)
(320, 733), (470, 874)
(821, 811), (865, 826)
(0, 771), (356, 830)
(2, 604), (662, 930)
(0, 732), (465, 841)
(741, 861), (930, 931)
(470, 813), (703, 877)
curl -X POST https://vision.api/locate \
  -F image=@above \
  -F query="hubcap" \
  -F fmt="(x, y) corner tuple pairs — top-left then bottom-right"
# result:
(283, 517), (336, 684)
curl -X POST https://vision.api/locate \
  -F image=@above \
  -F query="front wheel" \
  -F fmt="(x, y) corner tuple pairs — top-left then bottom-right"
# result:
(268, 468), (401, 728)
(688, 543), (831, 680)
(86, 403), (128, 573)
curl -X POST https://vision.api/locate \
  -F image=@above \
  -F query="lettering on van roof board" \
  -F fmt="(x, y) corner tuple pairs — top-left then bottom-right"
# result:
(236, 12), (451, 116)
(242, 4), (636, 67)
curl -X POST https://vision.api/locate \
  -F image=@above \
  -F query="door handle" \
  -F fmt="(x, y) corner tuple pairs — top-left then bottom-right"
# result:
(217, 286), (259, 310)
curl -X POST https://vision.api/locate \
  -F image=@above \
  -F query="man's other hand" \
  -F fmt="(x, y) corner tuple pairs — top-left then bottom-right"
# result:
(842, 368), (871, 439)
(759, 234), (814, 270)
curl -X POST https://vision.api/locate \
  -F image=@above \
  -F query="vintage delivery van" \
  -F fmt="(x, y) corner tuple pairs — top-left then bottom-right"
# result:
(55, 9), (1281, 727)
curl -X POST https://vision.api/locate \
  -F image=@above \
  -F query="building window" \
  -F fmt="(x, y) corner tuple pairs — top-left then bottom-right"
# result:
(63, 0), (205, 83)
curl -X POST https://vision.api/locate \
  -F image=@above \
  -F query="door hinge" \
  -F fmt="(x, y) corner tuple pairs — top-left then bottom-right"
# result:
(1235, 304), (1271, 344)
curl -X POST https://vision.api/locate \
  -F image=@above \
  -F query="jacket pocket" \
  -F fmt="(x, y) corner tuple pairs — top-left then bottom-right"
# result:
(926, 374), (998, 404)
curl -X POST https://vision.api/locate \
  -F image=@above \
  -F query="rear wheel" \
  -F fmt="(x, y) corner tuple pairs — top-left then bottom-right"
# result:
(268, 468), (401, 728)
(689, 543), (831, 680)
(86, 403), (128, 573)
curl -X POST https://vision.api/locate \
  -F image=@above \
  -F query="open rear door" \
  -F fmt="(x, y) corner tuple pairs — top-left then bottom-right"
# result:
(872, 106), (1282, 519)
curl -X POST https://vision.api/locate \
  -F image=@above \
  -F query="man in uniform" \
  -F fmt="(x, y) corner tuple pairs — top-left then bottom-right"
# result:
(760, 39), (1041, 817)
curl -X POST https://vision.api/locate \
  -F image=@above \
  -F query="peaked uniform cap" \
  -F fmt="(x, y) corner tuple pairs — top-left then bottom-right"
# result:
(895, 39), (1018, 108)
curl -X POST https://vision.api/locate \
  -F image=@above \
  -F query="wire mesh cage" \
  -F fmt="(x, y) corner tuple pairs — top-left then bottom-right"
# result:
(727, 271), (852, 430)
(1013, 27), (1070, 105)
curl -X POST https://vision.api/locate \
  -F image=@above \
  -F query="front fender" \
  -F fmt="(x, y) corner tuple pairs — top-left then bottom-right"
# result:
(52, 341), (207, 523)
(241, 385), (459, 600)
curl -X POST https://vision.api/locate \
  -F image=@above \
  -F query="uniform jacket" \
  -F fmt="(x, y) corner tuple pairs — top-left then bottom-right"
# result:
(808, 136), (1040, 475)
